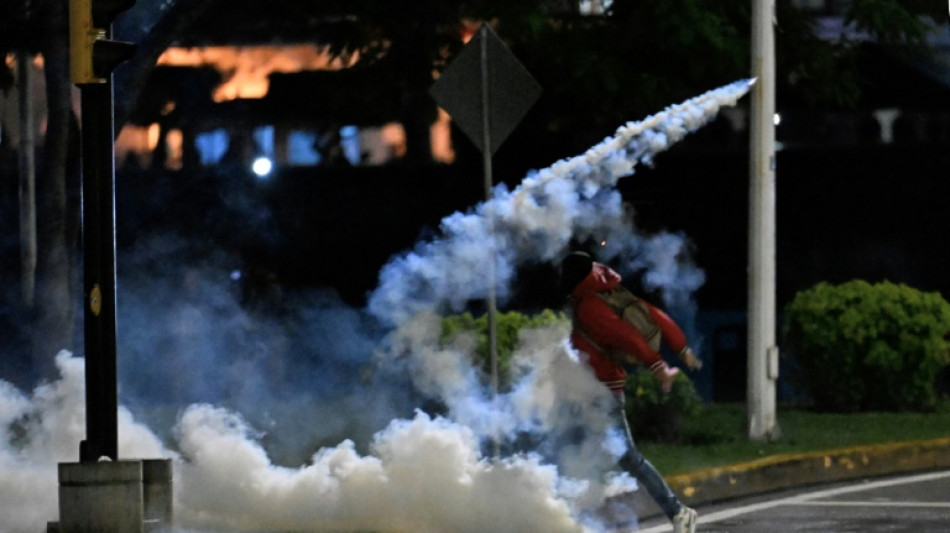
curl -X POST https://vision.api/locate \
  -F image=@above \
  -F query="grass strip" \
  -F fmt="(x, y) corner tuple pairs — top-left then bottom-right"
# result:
(640, 403), (950, 475)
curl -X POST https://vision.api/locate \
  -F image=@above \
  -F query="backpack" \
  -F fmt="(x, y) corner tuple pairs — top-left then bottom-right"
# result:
(574, 285), (661, 364)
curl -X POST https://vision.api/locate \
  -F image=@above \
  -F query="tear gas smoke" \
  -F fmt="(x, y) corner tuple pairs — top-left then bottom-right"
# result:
(369, 79), (753, 325)
(0, 353), (166, 533)
(0, 80), (751, 532)
(3, 336), (626, 533)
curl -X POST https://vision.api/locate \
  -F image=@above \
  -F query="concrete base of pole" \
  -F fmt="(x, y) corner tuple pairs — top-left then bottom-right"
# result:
(49, 459), (173, 533)
(142, 459), (173, 532)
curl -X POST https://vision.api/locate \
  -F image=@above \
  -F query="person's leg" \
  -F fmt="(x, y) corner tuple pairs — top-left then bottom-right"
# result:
(613, 393), (682, 520)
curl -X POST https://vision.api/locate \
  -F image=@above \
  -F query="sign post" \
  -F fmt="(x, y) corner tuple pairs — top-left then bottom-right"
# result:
(430, 24), (541, 424)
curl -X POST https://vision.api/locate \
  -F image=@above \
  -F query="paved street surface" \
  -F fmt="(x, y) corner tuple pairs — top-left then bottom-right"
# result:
(636, 470), (950, 532)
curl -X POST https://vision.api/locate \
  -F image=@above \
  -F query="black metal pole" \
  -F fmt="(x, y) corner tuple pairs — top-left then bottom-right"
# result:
(79, 79), (118, 463)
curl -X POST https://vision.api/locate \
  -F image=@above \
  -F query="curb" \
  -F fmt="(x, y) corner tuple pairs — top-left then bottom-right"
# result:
(666, 436), (950, 507)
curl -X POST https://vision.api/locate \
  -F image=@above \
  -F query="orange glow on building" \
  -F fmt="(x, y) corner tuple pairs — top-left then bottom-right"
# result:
(114, 41), (464, 168)
(380, 124), (407, 158)
(116, 123), (163, 168)
(157, 45), (358, 102)
(459, 19), (482, 43)
(430, 108), (455, 163)
(165, 128), (184, 170)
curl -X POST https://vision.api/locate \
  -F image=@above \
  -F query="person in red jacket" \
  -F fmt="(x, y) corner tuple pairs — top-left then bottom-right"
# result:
(560, 251), (701, 533)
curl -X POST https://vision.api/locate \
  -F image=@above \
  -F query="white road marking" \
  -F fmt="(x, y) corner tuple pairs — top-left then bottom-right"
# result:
(791, 500), (950, 508)
(635, 470), (950, 533)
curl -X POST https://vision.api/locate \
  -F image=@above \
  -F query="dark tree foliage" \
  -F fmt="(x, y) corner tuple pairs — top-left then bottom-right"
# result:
(777, 0), (947, 108)
(100, 0), (946, 156)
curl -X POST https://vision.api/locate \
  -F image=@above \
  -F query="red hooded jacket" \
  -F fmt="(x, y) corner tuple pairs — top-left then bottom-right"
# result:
(569, 263), (688, 391)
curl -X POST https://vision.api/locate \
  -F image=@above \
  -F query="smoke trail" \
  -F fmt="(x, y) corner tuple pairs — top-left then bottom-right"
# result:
(368, 79), (754, 326)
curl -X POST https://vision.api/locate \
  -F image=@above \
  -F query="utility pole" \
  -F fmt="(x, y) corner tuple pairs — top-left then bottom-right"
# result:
(748, 0), (780, 441)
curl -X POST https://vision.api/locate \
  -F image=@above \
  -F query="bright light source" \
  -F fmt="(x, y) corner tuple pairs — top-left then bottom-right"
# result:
(773, 113), (782, 126)
(252, 156), (273, 177)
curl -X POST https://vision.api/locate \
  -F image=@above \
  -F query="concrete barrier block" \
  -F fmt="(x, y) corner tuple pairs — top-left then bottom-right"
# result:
(58, 461), (144, 533)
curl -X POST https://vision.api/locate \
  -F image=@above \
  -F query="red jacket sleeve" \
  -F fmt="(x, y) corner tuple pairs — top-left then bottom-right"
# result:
(645, 302), (688, 354)
(574, 296), (663, 366)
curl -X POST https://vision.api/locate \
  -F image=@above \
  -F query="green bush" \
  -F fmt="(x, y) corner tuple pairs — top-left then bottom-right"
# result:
(441, 309), (567, 389)
(783, 280), (950, 412)
(625, 367), (704, 443)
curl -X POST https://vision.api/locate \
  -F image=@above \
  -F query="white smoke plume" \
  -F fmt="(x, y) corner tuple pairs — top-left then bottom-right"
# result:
(171, 326), (619, 533)
(368, 79), (754, 325)
(1, 339), (621, 533)
(0, 80), (751, 533)
(0, 353), (166, 533)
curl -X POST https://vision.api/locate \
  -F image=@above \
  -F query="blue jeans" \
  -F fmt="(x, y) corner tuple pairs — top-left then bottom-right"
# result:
(613, 392), (683, 519)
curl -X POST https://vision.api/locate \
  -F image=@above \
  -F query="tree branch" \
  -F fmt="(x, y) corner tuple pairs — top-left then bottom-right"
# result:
(113, 0), (217, 130)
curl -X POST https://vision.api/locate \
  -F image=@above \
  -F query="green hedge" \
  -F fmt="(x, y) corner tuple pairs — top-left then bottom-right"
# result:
(625, 368), (704, 443)
(783, 280), (950, 412)
(440, 309), (567, 388)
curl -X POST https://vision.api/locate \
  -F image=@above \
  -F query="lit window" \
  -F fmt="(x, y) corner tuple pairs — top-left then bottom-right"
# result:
(195, 129), (230, 166)
(253, 125), (276, 157)
(340, 125), (361, 165)
(165, 129), (183, 170)
(287, 130), (321, 166)
(359, 123), (407, 165)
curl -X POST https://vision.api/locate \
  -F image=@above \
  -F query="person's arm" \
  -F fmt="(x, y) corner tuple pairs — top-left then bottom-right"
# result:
(646, 303), (703, 370)
(575, 296), (682, 391)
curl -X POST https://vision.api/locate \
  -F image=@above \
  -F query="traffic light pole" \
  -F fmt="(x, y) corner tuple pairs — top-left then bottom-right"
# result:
(69, 0), (135, 463)
(51, 3), (174, 531)
(79, 80), (120, 463)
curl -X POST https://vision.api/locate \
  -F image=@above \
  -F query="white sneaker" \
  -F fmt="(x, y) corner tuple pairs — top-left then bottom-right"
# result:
(671, 505), (697, 533)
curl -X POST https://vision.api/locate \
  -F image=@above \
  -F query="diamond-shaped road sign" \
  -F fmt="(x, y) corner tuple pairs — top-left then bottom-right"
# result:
(430, 24), (542, 155)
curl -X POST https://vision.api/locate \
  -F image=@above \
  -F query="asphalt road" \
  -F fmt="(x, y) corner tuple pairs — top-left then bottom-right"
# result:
(636, 470), (950, 533)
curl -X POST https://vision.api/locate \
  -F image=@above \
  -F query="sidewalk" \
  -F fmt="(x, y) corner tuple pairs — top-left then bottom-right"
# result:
(632, 436), (950, 518)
